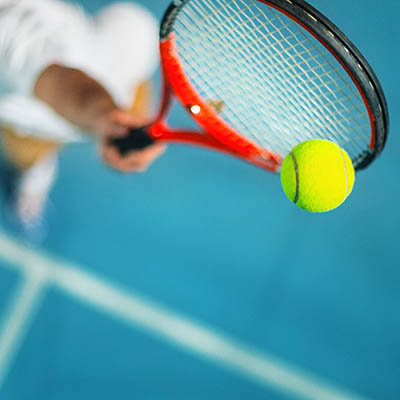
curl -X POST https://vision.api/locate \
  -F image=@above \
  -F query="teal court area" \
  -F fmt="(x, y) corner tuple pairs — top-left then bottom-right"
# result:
(0, 0), (399, 399)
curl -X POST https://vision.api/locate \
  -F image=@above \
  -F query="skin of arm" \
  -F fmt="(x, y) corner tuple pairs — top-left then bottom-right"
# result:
(33, 64), (166, 172)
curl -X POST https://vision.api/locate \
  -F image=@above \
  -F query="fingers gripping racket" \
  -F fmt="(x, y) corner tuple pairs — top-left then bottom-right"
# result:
(113, 0), (388, 172)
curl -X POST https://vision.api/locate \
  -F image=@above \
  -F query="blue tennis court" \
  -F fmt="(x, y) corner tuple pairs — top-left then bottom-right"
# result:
(0, 0), (399, 399)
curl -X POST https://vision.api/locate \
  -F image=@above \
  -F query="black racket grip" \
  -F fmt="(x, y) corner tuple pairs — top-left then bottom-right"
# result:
(111, 127), (155, 156)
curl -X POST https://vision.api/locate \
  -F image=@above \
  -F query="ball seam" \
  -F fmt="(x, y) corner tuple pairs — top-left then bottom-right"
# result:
(289, 152), (299, 204)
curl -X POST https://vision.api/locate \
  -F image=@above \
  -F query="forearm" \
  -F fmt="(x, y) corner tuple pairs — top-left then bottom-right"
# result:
(33, 64), (118, 134)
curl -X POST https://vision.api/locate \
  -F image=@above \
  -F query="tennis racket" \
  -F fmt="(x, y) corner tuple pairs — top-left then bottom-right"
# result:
(112, 0), (389, 172)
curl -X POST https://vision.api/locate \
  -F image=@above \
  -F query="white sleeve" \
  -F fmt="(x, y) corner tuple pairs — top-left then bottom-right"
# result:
(0, 0), (76, 95)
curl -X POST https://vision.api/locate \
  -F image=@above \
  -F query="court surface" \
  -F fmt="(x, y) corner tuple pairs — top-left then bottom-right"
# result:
(0, 0), (399, 399)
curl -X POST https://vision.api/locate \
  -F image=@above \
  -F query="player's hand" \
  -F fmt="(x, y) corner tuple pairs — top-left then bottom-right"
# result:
(97, 109), (166, 173)
(100, 139), (166, 173)
(94, 108), (145, 138)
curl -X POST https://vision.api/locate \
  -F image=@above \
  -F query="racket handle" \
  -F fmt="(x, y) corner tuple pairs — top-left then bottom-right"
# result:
(111, 127), (155, 155)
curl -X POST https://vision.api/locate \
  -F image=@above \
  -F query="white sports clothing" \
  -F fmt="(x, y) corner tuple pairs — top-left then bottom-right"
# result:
(0, 0), (159, 142)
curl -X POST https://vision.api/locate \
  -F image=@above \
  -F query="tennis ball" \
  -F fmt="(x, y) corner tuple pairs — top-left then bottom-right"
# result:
(280, 139), (355, 213)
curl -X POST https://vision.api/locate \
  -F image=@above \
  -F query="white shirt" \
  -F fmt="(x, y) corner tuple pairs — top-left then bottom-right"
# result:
(0, 0), (158, 142)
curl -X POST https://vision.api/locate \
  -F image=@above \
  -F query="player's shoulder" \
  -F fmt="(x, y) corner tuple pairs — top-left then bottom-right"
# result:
(0, 0), (89, 29)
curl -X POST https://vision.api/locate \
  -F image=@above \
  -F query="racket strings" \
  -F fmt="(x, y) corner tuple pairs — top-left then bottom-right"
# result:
(261, 5), (367, 127)
(241, 8), (369, 138)
(180, 1), (337, 109)
(219, 0), (367, 128)
(183, 13), (367, 155)
(217, 7), (362, 124)
(187, 0), (362, 112)
(176, 7), (327, 150)
(172, 0), (371, 159)
(183, 0), (369, 148)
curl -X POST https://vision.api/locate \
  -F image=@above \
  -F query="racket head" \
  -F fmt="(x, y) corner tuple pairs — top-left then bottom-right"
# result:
(158, 0), (388, 172)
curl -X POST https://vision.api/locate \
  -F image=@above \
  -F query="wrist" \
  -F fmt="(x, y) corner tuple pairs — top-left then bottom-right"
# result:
(85, 98), (118, 131)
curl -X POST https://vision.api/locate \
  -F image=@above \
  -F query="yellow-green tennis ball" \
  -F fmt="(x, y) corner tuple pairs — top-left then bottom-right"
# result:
(280, 139), (355, 213)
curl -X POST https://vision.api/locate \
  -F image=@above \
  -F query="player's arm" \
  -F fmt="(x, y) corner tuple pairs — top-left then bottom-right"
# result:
(34, 64), (134, 137)
(0, 2), (163, 172)
(33, 64), (165, 172)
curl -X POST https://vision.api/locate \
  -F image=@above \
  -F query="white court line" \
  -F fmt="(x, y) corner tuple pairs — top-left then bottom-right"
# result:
(0, 232), (369, 400)
(0, 272), (47, 389)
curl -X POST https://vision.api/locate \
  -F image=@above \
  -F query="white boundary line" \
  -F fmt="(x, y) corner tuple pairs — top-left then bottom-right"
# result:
(0, 232), (368, 400)
(0, 271), (47, 389)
